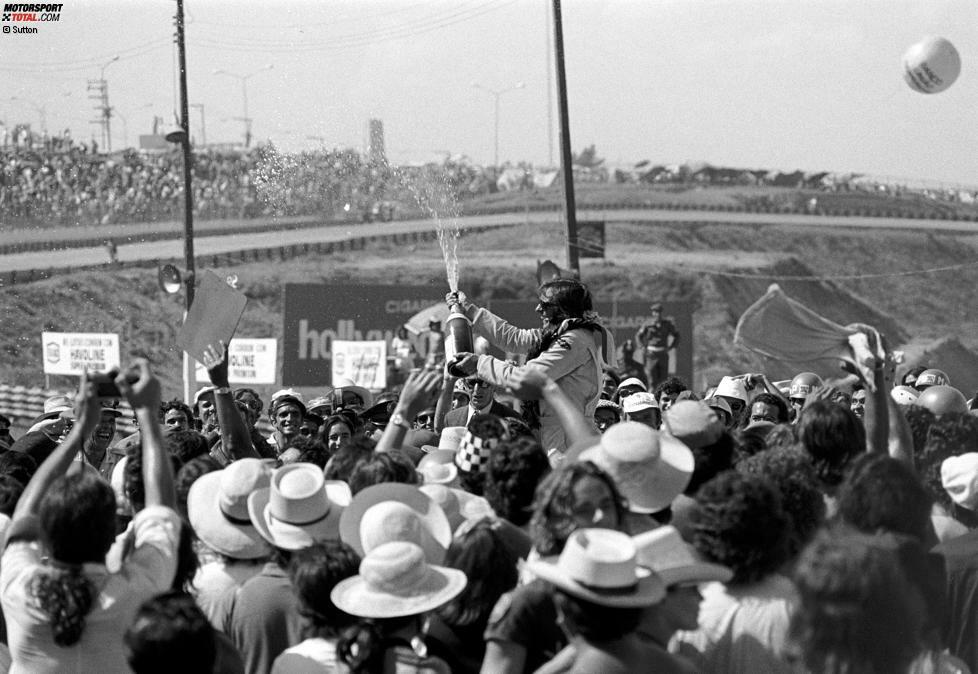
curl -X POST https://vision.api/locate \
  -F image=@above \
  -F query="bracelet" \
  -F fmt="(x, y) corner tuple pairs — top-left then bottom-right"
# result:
(214, 386), (232, 395)
(542, 381), (560, 396)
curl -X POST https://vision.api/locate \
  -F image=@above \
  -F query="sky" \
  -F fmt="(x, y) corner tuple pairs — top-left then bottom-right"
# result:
(1, 0), (976, 185)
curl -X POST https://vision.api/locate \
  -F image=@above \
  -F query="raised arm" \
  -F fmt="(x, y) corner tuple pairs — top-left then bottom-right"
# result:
(375, 369), (442, 454)
(117, 360), (176, 510)
(202, 341), (258, 463)
(14, 373), (101, 520)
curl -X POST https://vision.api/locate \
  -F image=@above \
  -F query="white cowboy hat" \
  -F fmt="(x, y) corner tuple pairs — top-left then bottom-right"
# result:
(632, 525), (732, 586)
(330, 541), (467, 619)
(331, 378), (374, 409)
(578, 421), (693, 514)
(247, 463), (348, 551)
(527, 528), (665, 608)
(189, 458), (273, 559)
(339, 483), (452, 564)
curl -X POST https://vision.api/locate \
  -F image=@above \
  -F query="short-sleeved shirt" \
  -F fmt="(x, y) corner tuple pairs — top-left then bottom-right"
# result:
(484, 579), (565, 674)
(0, 505), (182, 674)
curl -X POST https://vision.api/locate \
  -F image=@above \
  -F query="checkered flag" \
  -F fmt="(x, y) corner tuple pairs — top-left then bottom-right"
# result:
(454, 431), (498, 473)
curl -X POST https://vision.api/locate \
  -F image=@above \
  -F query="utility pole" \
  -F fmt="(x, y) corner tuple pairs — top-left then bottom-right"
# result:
(552, 0), (579, 276)
(88, 56), (119, 151)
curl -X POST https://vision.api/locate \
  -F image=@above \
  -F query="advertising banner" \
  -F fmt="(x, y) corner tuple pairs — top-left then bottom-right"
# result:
(194, 338), (277, 384)
(332, 340), (387, 390)
(42, 332), (121, 376)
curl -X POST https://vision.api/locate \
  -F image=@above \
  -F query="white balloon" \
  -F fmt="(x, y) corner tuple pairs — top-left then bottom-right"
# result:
(903, 36), (962, 94)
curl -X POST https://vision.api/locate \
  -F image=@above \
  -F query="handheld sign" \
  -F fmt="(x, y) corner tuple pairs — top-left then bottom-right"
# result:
(176, 270), (248, 364)
(331, 340), (387, 390)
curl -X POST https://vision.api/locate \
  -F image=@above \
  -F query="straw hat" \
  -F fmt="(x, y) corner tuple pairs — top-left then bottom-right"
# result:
(332, 378), (374, 409)
(663, 401), (724, 449)
(339, 483), (452, 564)
(418, 462), (460, 488)
(714, 376), (748, 404)
(632, 525), (732, 586)
(578, 421), (693, 513)
(527, 529), (665, 608)
(189, 458), (273, 559)
(330, 541), (467, 619)
(247, 463), (348, 551)
(421, 426), (467, 453)
(418, 483), (494, 532)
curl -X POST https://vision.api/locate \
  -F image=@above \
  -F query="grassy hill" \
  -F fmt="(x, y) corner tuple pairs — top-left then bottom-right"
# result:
(6, 215), (978, 407)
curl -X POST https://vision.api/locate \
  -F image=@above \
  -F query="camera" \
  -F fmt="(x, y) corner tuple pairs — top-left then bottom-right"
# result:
(90, 371), (138, 398)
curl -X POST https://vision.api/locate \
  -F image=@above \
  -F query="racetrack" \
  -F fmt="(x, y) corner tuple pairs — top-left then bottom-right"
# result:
(0, 207), (973, 274)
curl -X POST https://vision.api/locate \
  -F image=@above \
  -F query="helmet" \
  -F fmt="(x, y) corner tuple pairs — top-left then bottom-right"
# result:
(915, 385), (968, 416)
(914, 368), (950, 390)
(890, 385), (919, 406)
(789, 372), (823, 400)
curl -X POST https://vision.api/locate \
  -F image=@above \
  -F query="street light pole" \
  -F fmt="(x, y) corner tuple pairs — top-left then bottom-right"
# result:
(472, 81), (524, 168)
(214, 65), (273, 148)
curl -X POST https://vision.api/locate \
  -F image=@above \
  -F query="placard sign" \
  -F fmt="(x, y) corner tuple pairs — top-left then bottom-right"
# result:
(194, 338), (277, 384)
(331, 340), (387, 390)
(42, 332), (121, 376)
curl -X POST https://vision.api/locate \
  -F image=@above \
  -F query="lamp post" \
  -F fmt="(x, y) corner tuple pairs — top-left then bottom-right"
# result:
(214, 64), (273, 148)
(472, 81), (525, 168)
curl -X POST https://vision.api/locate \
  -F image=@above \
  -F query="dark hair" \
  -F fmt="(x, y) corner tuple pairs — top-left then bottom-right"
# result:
(764, 423), (796, 452)
(158, 399), (193, 426)
(553, 590), (643, 642)
(795, 400), (865, 491)
(684, 431), (735, 496)
(484, 437), (550, 527)
(297, 443), (330, 469)
(750, 392), (789, 423)
(837, 454), (932, 543)
(790, 529), (924, 674)
(0, 474), (25, 517)
(172, 522), (199, 593)
(737, 448), (825, 558)
(33, 471), (117, 646)
(538, 278), (593, 320)
(529, 462), (627, 556)
(653, 376), (688, 399)
(691, 472), (790, 585)
(288, 540), (360, 639)
(918, 411), (978, 511)
(0, 450), (37, 486)
(439, 518), (520, 629)
(338, 615), (418, 673)
(347, 450), (419, 495)
(904, 404), (937, 459)
(124, 591), (216, 674)
(732, 426), (769, 465)
(322, 413), (356, 439)
(163, 430), (210, 465)
(324, 436), (375, 483)
(174, 455), (221, 521)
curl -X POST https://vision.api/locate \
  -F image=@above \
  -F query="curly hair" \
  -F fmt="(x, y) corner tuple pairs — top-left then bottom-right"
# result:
(288, 540), (360, 640)
(324, 436), (375, 483)
(163, 430), (210, 465)
(795, 400), (865, 491)
(347, 450), (419, 495)
(790, 529), (924, 674)
(34, 471), (116, 646)
(529, 462), (627, 556)
(837, 454), (932, 543)
(484, 437), (550, 526)
(124, 591), (216, 674)
(439, 518), (520, 630)
(653, 376), (689, 400)
(751, 392), (789, 423)
(0, 450), (37, 487)
(158, 399), (193, 427)
(737, 448), (825, 558)
(125, 443), (183, 514)
(174, 455), (221, 521)
(690, 472), (790, 585)
(918, 411), (978, 511)
(904, 404), (936, 458)
(553, 591), (643, 643)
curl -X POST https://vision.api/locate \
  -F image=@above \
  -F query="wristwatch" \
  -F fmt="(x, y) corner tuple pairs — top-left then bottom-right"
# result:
(390, 412), (410, 430)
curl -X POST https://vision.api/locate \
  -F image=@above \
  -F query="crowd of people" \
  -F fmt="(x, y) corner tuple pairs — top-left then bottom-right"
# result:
(0, 279), (974, 673)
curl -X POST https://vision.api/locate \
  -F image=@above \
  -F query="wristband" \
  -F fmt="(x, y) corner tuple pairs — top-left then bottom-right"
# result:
(390, 412), (410, 430)
(214, 386), (232, 395)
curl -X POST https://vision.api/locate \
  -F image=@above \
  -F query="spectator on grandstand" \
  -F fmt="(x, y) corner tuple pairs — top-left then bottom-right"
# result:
(445, 279), (614, 454)
(1, 362), (180, 673)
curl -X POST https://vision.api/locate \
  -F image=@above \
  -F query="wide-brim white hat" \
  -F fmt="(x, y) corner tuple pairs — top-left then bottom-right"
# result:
(632, 525), (732, 586)
(331, 541), (467, 619)
(189, 459), (272, 559)
(527, 529), (665, 608)
(247, 463), (348, 551)
(579, 422), (693, 513)
(331, 378), (374, 409)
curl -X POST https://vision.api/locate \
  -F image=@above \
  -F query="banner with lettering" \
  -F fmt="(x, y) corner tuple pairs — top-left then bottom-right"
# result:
(42, 332), (121, 376)
(331, 340), (387, 390)
(194, 338), (277, 384)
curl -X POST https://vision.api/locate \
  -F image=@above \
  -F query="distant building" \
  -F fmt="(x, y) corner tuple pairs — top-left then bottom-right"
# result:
(367, 119), (385, 163)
